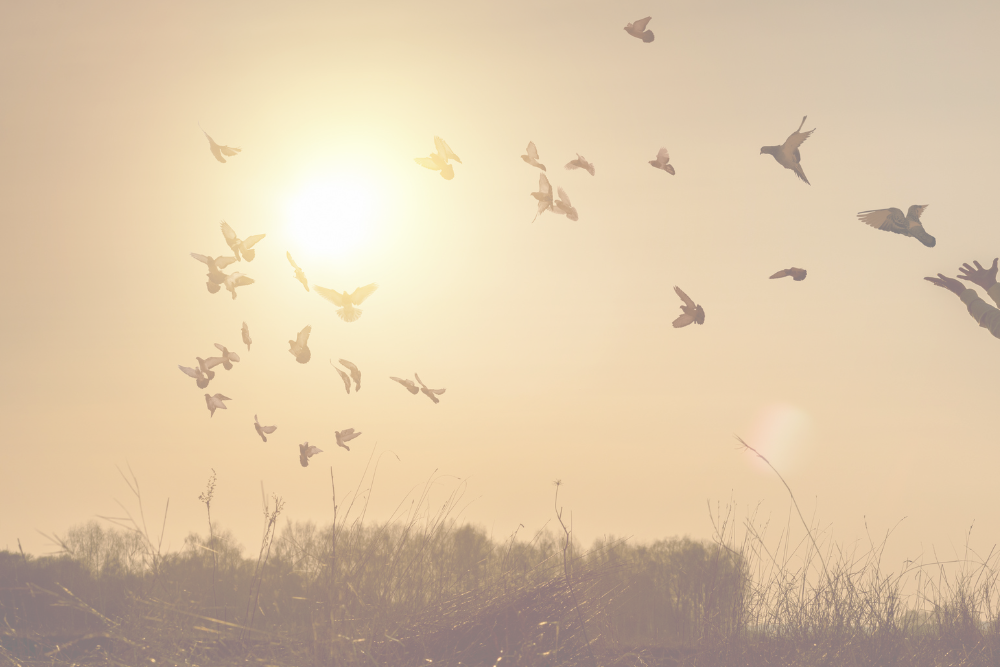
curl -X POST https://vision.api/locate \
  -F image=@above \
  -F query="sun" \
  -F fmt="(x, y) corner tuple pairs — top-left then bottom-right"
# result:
(285, 171), (381, 262)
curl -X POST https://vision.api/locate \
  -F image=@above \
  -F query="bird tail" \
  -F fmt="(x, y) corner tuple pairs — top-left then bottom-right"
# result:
(912, 227), (937, 248)
(664, 164), (675, 175)
(338, 307), (362, 323)
(242, 247), (256, 261)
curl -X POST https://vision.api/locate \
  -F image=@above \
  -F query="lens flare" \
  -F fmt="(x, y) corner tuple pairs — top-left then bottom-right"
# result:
(285, 172), (380, 262)
(746, 403), (811, 473)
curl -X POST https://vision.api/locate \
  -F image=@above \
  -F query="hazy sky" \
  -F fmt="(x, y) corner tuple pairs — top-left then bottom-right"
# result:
(2, 0), (1000, 571)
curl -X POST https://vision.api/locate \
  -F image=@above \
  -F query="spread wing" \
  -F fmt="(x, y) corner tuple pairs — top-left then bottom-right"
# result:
(216, 256), (237, 269)
(331, 363), (351, 393)
(297, 325), (312, 347)
(656, 147), (669, 162)
(179, 365), (200, 378)
(349, 283), (379, 305)
(907, 204), (929, 221)
(233, 274), (255, 287)
(339, 428), (361, 442)
(214, 343), (227, 353)
(673, 286), (695, 309)
(525, 141), (540, 161)
(631, 17), (652, 32)
(199, 356), (224, 370)
(220, 221), (238, 244)
(557, 187), (571, 208)
(858, 208), (908, 234)
(672, 313), (695, 328)
(213, 394), (231, 401)
(783, 123), (814, 152)
(435, 136), (461, 163)
(391, 376), (419, 393)
(191, 253), (210, 265)
(243, 234), (266, 249)
(770, 269), (790, 279)
(219, 145), (241, 157)
(414, 157), (439, 170)
(286, 251), (301, 270)
(314, 285), (345, 306)
(414, 372), (427, 389)
(538, 173), (551, 195)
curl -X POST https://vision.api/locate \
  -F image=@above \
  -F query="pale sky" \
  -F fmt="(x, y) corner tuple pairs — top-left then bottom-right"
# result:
(2, 0), (1000, 570)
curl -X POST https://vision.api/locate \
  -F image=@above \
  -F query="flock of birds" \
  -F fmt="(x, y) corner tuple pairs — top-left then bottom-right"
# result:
(185, 14), (945, 464)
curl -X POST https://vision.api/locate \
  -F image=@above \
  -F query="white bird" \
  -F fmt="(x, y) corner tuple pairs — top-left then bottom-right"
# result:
(254, 414), (277, 443)
(223, 272), (255, 300)
(672, 286), (705, 328)
(242, 322), (251, 350)
(220, 221), (266, 261)
(330, 360), (352, 394)
(190, 253), (237, 286)
(856, 205), (936, 248)
(213, 343), (240, 370)
(530, 173), (554, 222)
(565, 154), (595, 176)
(649, 148), (675, 174)
(624, 16), (654, 43)
(179, 364), (212, 389)
(201, 126), (241, 163)
(552, 187), (579, 221)
(521, 142), (546, 171)
(390, 376), (420, 394)
(770, 267), (808, 281)
(314, 284), (379, 322)
(299, 442), (323, 467)
(415, 373), (446, 404)
(205, 393), (231, 417)
(415, 136), (462, 180)
(760, 116), (814, 185)
(335, 428), (362, 451)
(289, 325), (312, 364)
(286, 252), (309, 291)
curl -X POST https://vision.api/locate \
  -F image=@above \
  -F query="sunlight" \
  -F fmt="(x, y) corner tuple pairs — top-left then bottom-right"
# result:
(747, 403), (811, 473)
(284, 171), (381, 262)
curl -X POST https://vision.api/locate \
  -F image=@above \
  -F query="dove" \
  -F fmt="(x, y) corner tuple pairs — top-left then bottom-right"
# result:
(649, 148), (675, 174)
(672, 286), (705, 328)
(299, 442), (323, 467)
(289, 325), (312, 364)
(335, 428), (361, 451)
(770, 267), (808, 281)
(201, 126), (241, 164)
(330, 360), (352, 394)
(856, 205), (936, 248)
(530, 173), (554, 222)
(213, 343), (241, 370)
(390, 376), (421, 394)
(521, 142), (546, 171)
(338, 359), (361, 391)
(191, 253), (237, 285)
(223, 272), (255, 300)
(552, 187), (579, 221)
(286, 252), (309, 291)
(415, 136), (462, 180)
(760, 116), (814, 185)
(624, 16), (655, 43)
(204, 393), (231, 417)
(197, 356), (222, 379)
(314, 284), (379, 322)
(179, 364), (212, 389)
(220, 221), (266, 261)
(254, 414), (277, 443)
(565, 154), (595, 176)
(242, 322), (251, 350)
(415, 373), (446, 404)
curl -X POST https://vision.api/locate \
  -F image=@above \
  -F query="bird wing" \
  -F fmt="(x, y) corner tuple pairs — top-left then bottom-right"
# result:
(216, 255), (237, 269)
(631, 16), (652, 32)
(907, 204), (929, 221)
(414, 372), (428, 389)
(220, 221), (238, 245)
(286, 251), (301, 270)
(557, 187), (571, 207)
(219, 146), (241, 156)
(228, 351), (240, 362)
(769, 269), (791, 279)
(179, 365), (200, 378)
(428, 388), (446, 395)
(191, 253), (210, 265)
(435, 136), (461, 163)
(332, 364), (351, 393)
(340, 429), (361, 442)
(242, 234), (266, 249)
(314, 284), (345, 306)
(672, 313), (695, 328)
(858, 208), (908, 234)
(525, 141), (540, 161)
(674, 286), (695, 309)
(656, 147), (669, 162)
(390, 376), (419, 393)
(233, 275), (255, 287)
(199, 356), (224, 370)
(214, 394), (231, 401)
(783, 126), (814, 153)
(297, 325), (312, 347)
(214, 343), (226, 353)
(349, 283), (379, 305)
(414, 157), (440, 170)
(262, 425), (276, 434)
(539, 173), (551, 195)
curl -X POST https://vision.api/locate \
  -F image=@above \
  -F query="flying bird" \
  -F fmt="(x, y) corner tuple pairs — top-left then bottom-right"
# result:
(299, 442), (323, 467)
(530, 173), (554, 222)
(415, 373), (446, 404)
(201, 126), (241, 164)
(338, 359), (361, 391)
(314, 284), (379, 322)
(220, 221), (266, 261)
(760, 116), (814, 185)
(197, 356), (222, 379)
(190, 253), (237, 286)
(521, 142), (546, 171)
(179, 364), (212, 389)
(552, 187), (579, 221)
(204, 393), (231, 417)
(624, 16), (655, 43)
(213, 343), (240, 370)
(672, 286), (705, 328)
(390, 376), (420, 394)
(649, 148), (675, 174)
(415, 136), (462, 180)
(254, 414), (277, 443)
(242, 322), (251, 350)
(223, 272), (255, 300)
(770, 267), (808, 281)
(565, 154), (595, 176)
(856, 206), (936, 248)
(330, 360), (352, 394)
(286, 252), (309, 291)
(289, 325), (312, 363)
(335, 428), (362, 451)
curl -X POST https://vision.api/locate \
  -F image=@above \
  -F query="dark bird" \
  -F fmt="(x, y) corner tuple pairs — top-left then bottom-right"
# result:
(254, 414), (277, 443)
(335, 428), (361, 451)
(213, 343), (240, 370)
(201, 126), (241, 163)
(415, 373), (446, 404)
(770, 267), (808, 281)
(287, 252), (309, 291)
(649, 147), (675, 174)
(624, 16), (655, 42)
(521, 142), (546, 171)
(565, 154), (595, 176)
(204, 393), (231, 417)
(289, 325), (312, 363)
(760, 116), (814, 185)
(220, 221), (266, 261)
(299, 442), (323, 467)
(242, 321), (252, 350)
(672, 286), (705, 328)
(390, 376), (421, 394)
(856, 206), (936, 247)
(415, 136), (462, 180)
(314, 284), (379, 322)
(530, 173), (554, 222)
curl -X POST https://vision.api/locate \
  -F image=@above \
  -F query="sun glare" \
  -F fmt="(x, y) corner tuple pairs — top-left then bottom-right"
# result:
(285, 172), (381, 262)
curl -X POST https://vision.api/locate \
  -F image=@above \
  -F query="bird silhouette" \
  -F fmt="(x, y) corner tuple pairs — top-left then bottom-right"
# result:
(213, 343), (240, 370)
(179, 363), (212, 389)
(197, 356), (222, 379)
(552, 187), (579, 221)
(624, 16), (655, 43)
(201, 126), (241, 164)
(242, 322), (251, 350)
(335, 428), (362, 451)
(770, 267), (808, 281)
(415, 136), (462, 180)
(565, 154), (595, 176)
(299, 442), (323, 467)
(289, 325), (312, 363)
(223, 272), (254, 300)
(314, 284), (379, 322)
(760, 116), (814, 185)
(521, 142), (546, 171)
(254, 414), (277, 443)
(330, 360), (352, 394)
(220, 221), (265, 261)
(672, 286), (705, 328)
(530, 173), (554, 222)
(415, 373), (446, 404)
(390, 376), (420, 394)
(286, 252), (309, 291)
(191, 254), (237, 287)
(649, 148), (675, 174)
(339, 359), (361, 391)
(856, 206), (936, 248)
(204, 393), (231, 417)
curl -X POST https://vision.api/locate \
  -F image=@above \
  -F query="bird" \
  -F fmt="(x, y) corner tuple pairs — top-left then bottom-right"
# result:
(338, 359), (361, 391)
(190, 254), (237, 286)
(289, 325), (312, 363)
(415, 373), (446, 404)
(204, 275), (221, 294)
(314, 284), (379, 322)
(415, 136), (461, 180)
(330, 362), (351, 393)
(521, 142), (546, 171)
(760, 116), (814, 185)
(242, 322), (251, 350)
(530, 173), (554, 222)
(624, 16), (655, 43)
(213, 343), (240, 370)
(197, 356), (222, 380)
(390, 376), (421, 394)
(565, 154), (595, 176)
(649, 148), (675, 174)
(220, 221), (266, 261)
(254, 414), (277, 443)
(335, 428), (362, 451)
(299, 442), (323, 467)
(286, 252), (309, 291)
(201, 126), (241, 163)
(856, 206), (936, 248)
(205, 393), (231, 417)
(552, 187), (579, 221)
(672, 286), (705, 328)
(770, 267), (808, 281)
(223, 272), (255, 300)
(179, 364), (212, 389)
